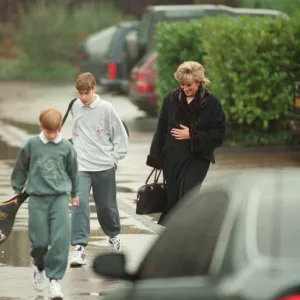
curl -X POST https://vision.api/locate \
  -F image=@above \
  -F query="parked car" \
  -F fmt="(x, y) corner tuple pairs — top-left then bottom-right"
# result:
(287, 68), (300, 136)
(93, 168), (300, 300)
(129, 52), (158, 116)
(124, 5), (283, 76)
(125, 5), (284, 114)
(75, 21), (138, 92)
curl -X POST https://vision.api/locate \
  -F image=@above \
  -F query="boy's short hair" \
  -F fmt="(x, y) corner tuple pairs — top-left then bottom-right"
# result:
(76, 72), (96, 91)
(39, 108), (62, 131)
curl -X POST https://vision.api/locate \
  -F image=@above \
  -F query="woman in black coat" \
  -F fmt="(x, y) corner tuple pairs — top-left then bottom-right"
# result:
(146, 61), (226, 225)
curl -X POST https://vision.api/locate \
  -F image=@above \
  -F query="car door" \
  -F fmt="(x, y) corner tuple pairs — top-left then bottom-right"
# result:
(129, 188), (231, 300)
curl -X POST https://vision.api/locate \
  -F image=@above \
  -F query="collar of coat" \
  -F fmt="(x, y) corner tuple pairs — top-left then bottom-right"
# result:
(172, 86), (211, 109)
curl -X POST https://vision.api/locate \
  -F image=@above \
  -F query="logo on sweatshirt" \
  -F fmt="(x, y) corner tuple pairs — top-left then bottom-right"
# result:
(97, 126), (103, 134)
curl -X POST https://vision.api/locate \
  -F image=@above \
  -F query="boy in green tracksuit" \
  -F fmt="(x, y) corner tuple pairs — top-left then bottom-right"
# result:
(10, 108), (79, 299)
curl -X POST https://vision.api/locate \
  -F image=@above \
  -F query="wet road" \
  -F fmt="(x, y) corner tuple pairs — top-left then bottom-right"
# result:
(0, 82), (300, 299)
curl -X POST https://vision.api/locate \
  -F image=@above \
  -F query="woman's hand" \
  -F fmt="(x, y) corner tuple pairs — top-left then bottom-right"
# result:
(171, 124), (190, 140)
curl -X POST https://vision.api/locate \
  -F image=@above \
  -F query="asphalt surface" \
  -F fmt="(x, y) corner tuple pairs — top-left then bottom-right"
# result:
(0, 81), (300, 299)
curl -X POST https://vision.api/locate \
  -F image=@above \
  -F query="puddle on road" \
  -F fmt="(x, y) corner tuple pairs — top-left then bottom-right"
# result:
(0, 220), (152, 268)
(0, 230), (31, 267)
(0, 124), (154, 268)
(0, 138), (20, 160)
(90, 224), (151, 238)
(117, 186), (134, 193)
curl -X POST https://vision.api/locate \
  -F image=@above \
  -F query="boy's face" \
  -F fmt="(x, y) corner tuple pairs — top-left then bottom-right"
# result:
(40, 126), (60, 141)
(77, 88), (96, 105)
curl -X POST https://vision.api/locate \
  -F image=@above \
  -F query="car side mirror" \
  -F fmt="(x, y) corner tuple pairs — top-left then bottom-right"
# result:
(93, 252), (136, 281)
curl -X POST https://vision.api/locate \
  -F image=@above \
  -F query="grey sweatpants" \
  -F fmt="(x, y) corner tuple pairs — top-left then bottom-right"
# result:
(71, 168), (120, 246)
(29, 195), (70, 280)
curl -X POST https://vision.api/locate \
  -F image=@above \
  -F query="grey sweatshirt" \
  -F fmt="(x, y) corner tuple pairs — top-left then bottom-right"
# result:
(71, 95), (128, 171)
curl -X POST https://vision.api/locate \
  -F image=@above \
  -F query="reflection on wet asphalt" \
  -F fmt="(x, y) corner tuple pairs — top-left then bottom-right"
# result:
(1, 118), (40, 135)
(0, 138), (20, 160)
(0, 230), (31, 267)
(0, 264), (119, 299)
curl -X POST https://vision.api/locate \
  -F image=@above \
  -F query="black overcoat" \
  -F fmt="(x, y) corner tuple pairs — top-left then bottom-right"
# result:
(146, 87), (226, 224)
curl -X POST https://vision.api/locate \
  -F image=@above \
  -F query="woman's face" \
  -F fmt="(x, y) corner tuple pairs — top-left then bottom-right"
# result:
(180, 81), (200, 97)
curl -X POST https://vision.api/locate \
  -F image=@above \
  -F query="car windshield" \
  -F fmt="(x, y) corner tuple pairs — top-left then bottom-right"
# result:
(255, 179), (300, 258)
(85, 26), (118, 57)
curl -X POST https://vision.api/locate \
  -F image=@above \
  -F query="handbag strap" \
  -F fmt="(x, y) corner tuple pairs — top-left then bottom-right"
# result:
(145, 168), (165, 184)
(61, 98), (77, 129)
(154, 169), (162, 183)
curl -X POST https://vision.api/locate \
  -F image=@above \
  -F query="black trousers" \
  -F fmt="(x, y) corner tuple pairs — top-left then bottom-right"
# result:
(158, 159), (210, 225)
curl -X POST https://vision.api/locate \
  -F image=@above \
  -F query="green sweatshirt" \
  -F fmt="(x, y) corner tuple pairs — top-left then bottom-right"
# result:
(11, 135), (78, 197)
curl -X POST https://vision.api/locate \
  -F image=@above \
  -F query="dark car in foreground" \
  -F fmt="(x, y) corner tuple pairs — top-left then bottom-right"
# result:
(93, 168), (300, 300)
(76, 21), (138, 92)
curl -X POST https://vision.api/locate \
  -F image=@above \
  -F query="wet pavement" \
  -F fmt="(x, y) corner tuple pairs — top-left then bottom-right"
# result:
(0, 81), (300, 299)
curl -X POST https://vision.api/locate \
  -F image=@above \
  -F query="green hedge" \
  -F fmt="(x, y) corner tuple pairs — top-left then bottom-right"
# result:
(241, 0), (300, 16)
(156, 14), (300, 145)
(155, 20), (206, 101)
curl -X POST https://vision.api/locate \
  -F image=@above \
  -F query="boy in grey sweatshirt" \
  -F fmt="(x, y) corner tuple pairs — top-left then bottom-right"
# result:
(69, 72), (128, 266)
(11, 108), (79, 299)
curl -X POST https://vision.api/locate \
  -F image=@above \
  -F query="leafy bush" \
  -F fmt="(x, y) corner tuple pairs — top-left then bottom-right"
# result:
(155, 20), (206, 103)
(0, 1), (132, 80)
(201, 14), (300, 145)
(240, 0), (300, 16)
(156, 14), (300, 145)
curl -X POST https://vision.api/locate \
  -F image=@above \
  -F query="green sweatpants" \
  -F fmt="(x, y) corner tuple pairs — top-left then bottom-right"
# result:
(28, 195), (70, 280)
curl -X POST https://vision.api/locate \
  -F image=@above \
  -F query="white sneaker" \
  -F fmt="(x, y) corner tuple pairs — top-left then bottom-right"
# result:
(69, 245), (87, 266)
(49, 279), (64, 299)
(33, 265), (45, 292)
(109, 235), (121, 252)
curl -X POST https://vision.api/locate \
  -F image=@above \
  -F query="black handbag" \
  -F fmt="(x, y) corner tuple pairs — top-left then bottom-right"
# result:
(136, 168), (167, 215)
(0, 192), (29, 245)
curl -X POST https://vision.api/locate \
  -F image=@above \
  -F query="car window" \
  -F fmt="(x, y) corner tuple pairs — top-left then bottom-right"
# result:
(85, 26), (118, 57)
(164, 9), (231, 20)
(256, 182), (300, 258)
(138, 12), (152, 46)
(149, 9), (231, 44)
(138, 188), (230, 279)
(110, 27), (137, 59)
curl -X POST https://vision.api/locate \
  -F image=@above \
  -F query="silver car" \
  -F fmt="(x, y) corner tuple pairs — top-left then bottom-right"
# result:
(94, 168), (300, 300)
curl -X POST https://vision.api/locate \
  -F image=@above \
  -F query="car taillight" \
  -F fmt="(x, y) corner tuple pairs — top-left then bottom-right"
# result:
(136, 73), (153, 93)
(108, 63), (117, 80)
(279, 295), (300, 300)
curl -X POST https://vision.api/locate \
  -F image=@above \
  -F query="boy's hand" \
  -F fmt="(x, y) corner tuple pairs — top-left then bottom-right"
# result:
(71, 196), (79, 207)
